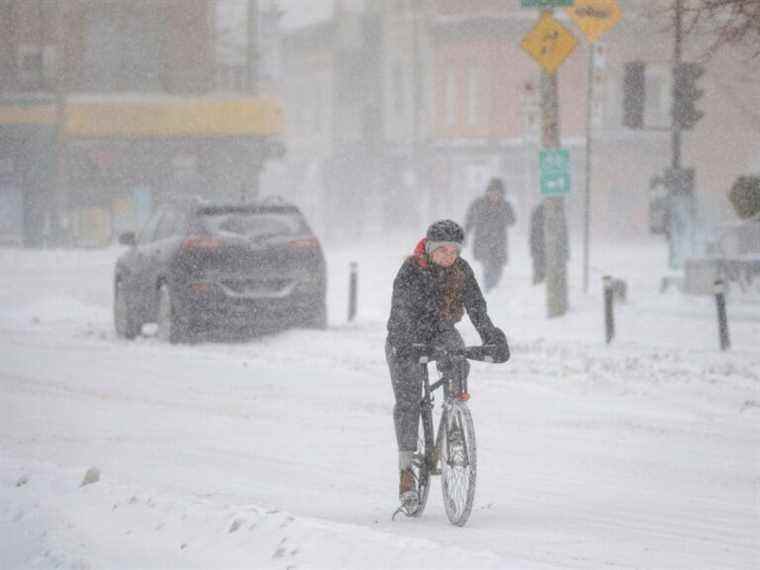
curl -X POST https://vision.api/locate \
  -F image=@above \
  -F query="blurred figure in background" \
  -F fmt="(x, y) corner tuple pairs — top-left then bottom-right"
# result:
(464, 177), (516, 292)
(529, 202), (545, 285)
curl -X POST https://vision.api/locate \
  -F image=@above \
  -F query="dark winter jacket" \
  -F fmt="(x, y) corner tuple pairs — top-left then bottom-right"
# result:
(386, 239), (498, 352)
(464, 196), (516, 265)
(529, 203), (545, 261)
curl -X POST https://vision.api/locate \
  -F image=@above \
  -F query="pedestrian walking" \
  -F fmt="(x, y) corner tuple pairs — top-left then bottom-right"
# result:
(529, 202), (545, 285)
(464, 177), (516, 292)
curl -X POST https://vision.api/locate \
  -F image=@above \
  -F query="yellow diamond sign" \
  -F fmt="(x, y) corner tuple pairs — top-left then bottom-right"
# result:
(520, 12), (578, 75)
(566, 0), (622, 43)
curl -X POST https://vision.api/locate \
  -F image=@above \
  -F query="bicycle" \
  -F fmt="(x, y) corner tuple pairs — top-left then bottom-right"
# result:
(393, 343), (507, 527)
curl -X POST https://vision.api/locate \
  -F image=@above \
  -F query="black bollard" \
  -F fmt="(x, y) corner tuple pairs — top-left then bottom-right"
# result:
(714, 279), (731, 351)
(603, 275), (615, 344)
(348, 262), (358, 322)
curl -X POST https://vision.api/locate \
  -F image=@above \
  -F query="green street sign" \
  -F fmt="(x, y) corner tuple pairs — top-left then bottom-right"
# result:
(540, 148), (571, 196)
(521, 0), (575, 7)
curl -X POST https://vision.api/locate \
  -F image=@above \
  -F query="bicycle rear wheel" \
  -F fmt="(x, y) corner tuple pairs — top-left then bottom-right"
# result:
(440, 400), (477, 526)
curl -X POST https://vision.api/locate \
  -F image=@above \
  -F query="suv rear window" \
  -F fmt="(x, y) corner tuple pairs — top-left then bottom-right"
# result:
(198, 210), (309, 239)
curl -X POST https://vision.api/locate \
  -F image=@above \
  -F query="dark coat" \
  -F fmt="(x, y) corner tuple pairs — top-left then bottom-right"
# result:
(529, 203), (545, 262)
(464, 195), (516, 265)
(386, 239), (497, 351)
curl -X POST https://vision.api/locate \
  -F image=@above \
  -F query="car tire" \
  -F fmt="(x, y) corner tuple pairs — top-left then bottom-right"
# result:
(156, 282), (189, 344)
(114, 279), (140, 339)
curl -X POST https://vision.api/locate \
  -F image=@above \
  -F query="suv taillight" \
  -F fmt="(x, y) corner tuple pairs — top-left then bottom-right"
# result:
(182, 236), (221, 251)
(288, 237), (320, 249)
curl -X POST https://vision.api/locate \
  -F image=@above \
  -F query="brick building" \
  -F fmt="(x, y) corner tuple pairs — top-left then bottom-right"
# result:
(277, 0), (759, 248)
(0, 0), (283, 247)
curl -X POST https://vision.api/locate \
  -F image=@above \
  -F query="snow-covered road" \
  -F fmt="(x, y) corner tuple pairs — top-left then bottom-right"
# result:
(1, 233), (758, 569)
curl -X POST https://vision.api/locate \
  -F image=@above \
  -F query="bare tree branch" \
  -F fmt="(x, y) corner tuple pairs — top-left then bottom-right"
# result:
(683, 0), (760, 58)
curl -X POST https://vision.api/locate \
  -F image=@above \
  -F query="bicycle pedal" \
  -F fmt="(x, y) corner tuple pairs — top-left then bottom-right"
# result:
(392, 493), (419, 520)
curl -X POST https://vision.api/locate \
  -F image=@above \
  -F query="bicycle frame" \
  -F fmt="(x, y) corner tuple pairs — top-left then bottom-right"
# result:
(419, 354), (470, 476)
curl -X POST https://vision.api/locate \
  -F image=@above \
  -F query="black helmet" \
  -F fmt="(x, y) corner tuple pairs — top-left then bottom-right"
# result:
(426, 219), (465, 245)
(486, 177), (505, 195)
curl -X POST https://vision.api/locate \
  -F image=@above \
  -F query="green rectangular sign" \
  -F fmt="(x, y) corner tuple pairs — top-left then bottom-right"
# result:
(521, 0), (574, 7)
(539, 148), (571, 196)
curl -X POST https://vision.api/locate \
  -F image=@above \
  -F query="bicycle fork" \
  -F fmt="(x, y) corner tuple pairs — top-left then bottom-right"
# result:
(443, 402), (471, 468)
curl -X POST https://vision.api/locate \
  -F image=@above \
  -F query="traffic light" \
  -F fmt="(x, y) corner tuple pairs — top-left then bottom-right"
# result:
(622, 61), (646, 129)
(672, 62), (704, 130)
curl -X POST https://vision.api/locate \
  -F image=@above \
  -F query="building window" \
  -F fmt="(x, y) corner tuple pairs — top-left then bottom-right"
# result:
(445, 67), (457, 128)
(466, 64), (481, 127)
(215, 0), (246, 91)
(79, 7), (162, 92)
(16, 45), (43, 90)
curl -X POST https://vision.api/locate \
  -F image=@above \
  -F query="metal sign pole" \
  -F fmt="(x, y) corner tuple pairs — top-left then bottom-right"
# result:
(541, 44), (569, 318)
(583, 44), (594, 293)
(521, 3), (578, 317)
(564, 0), (623, 292)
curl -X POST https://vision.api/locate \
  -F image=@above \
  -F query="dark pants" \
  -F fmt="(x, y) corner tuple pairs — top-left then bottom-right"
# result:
(532, 255), (545, 284)
(386, 326), (469, 452)
(482, 259), (504, 292)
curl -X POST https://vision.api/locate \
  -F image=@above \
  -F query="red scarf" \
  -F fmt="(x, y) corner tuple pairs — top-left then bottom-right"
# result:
(412, 238), (430, 268)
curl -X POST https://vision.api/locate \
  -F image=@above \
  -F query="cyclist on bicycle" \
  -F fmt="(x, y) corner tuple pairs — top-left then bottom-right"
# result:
(385, 219), (509, 507)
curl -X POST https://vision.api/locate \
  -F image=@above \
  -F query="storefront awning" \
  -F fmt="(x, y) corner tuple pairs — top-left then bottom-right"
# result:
(0, 96), (283, 138)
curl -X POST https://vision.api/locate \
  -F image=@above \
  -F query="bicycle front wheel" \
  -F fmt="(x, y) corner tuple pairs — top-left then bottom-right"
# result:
(440, 400), (477, 526)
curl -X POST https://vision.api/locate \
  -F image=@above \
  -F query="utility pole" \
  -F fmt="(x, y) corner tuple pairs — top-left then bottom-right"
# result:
(667, 0), (700, 269)
(672, 0), (682, 172)
(563, 1), (622, 293)
(520, 4), (574, 318)
(582, 43), (594, 293)
(541, 59), (569, 317)
(618, 0), (700, 269)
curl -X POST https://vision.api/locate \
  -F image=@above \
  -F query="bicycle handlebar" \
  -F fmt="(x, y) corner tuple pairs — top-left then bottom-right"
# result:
(411, 343), (508, 364)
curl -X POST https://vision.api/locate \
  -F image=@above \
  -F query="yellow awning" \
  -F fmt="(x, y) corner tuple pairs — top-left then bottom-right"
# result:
(0, 104), (56, 125)
(0, 96), (283, 138)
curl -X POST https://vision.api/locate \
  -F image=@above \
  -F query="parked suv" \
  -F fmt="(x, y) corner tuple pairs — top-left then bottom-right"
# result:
(114, 197), (327, 342)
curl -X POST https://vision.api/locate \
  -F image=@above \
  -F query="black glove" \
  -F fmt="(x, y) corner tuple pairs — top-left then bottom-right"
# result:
(484, 327), (510, 363)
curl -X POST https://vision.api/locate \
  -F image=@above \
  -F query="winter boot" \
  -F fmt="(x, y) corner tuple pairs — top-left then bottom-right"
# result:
(399, 467), (418, 508)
